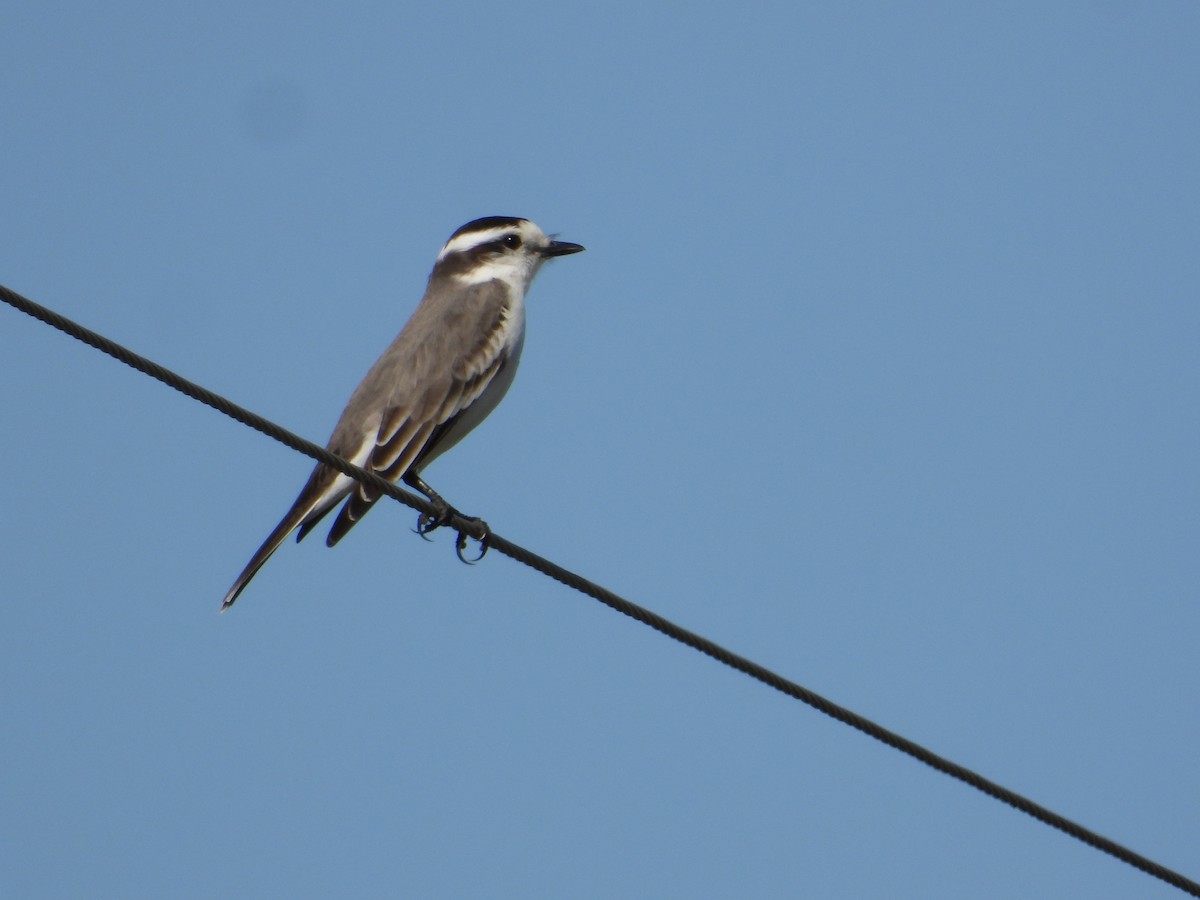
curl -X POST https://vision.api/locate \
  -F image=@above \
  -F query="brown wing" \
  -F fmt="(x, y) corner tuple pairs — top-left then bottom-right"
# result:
(320, 283), (517, 546)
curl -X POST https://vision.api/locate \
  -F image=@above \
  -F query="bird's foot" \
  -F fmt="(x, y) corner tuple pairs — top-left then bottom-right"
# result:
(413, 505), (489, 563)
(454, 518), (490, 564)
(407, 474), (454, 540)
(405, 472), (489, 562)
(414, 501), (453, 540)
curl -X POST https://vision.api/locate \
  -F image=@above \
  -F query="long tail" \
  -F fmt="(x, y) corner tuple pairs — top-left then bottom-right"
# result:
(220, 470), (346, 612)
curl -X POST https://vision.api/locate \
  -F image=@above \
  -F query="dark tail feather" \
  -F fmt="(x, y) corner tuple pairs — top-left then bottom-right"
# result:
(325, 492), (381, 547)
(220, 470), (344, 611)
(220, 505), (309, 612)
(294, 500), (337, 544)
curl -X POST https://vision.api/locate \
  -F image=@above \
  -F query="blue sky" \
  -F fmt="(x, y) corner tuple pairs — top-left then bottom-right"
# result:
(2, 2), (1197, 897)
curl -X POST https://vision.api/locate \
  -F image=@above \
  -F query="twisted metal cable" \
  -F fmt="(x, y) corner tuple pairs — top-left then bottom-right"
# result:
(3, 282), (1196, 898)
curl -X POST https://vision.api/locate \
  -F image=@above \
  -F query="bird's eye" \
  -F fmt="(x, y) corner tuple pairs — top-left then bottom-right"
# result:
(501, 234), (522, 250)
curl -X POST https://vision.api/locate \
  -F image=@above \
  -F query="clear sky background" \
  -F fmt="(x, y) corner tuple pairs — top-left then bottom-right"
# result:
(2, 3), (1197, 898)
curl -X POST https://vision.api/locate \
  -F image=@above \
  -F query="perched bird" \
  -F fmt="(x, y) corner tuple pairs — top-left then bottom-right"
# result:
(221, 216), (584, 610)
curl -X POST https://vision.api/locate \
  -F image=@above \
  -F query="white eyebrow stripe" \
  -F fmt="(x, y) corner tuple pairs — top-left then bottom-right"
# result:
(437, 227), (516, 261)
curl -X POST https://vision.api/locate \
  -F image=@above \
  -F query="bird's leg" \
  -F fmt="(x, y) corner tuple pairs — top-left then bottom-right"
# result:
(403, 471), (490, 562)
(403, 471), (453, 534)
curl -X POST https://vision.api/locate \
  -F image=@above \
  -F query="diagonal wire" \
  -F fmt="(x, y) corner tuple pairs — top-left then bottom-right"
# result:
(3, 282), (1197, 898)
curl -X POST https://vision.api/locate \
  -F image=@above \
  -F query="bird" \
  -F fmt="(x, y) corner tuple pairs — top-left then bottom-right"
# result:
(220, 216), (584, 610)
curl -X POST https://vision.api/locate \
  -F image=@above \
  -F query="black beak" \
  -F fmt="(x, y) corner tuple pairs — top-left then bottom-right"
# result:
(543, 240), (585, 258)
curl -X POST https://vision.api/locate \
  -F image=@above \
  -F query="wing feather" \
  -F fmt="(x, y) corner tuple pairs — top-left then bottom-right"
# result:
(320, 288), (518, 547)
(372, 416), (421, 472)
